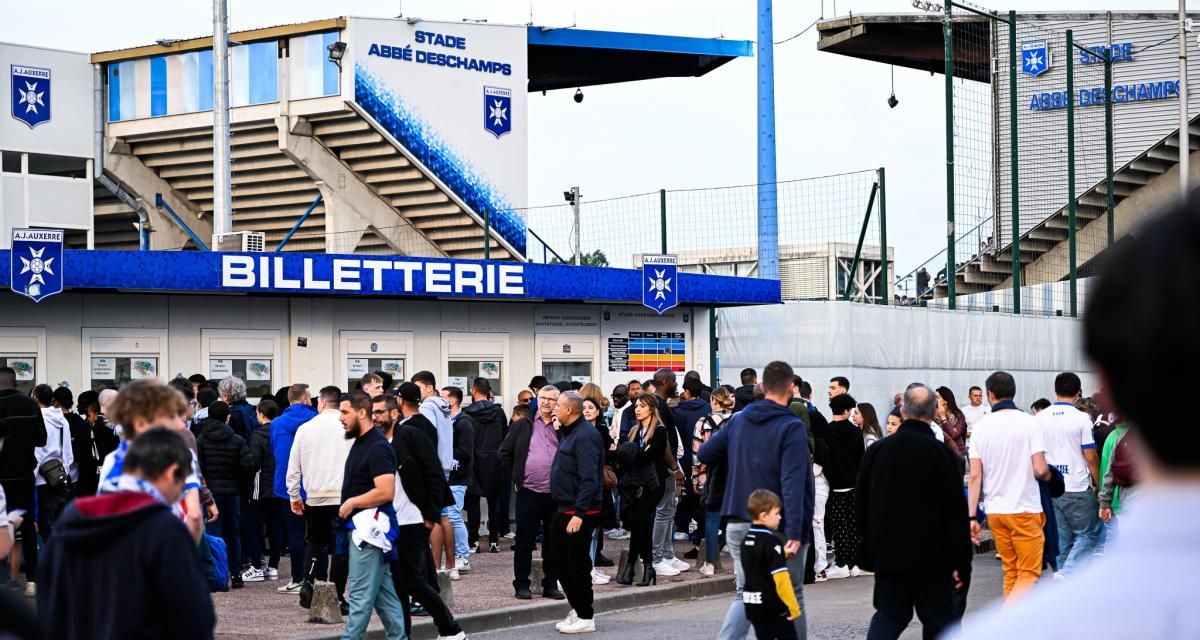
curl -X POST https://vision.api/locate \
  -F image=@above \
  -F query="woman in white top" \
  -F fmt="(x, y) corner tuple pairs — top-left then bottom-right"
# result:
(852, 402), (884, 448)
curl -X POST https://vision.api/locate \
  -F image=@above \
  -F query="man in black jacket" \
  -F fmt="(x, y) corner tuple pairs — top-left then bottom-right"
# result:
(824, 393), (865, 579)
(462, 377), (508, 553)
(733, 368), (758, 413)
(37, 426), (215, 640)
(195, 400), (252, 588)
(371, 394), (466, 640)
(855, 384), (971, 640)
(0, 366), (45, 594)
(548, 391), (604, 634)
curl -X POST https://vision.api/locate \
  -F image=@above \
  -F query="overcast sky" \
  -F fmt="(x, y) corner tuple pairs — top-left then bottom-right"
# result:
(1, 0), (1161, 274)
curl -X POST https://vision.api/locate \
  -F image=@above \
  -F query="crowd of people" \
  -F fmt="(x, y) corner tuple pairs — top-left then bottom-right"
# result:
(0, 200), (1192, 640)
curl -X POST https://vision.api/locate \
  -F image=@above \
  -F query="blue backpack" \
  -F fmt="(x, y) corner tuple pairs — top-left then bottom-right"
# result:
(202, 533), (230, 592)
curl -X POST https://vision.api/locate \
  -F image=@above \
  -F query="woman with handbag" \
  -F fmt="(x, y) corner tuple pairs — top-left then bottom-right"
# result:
(615, 395), (667, 587)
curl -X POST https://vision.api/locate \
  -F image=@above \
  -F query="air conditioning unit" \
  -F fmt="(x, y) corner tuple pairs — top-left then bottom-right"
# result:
(212, 231), (266, 252)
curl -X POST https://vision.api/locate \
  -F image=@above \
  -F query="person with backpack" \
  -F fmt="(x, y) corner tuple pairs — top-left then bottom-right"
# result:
(53, 387), (99, 498)
(693, 385), (734, 576)
(32, 384), (74, 549)
(195, 400), (253, 588)
(242, 398), (282, 582)
(1098, 420), (1135, 527)
(219, 376), (258, 441)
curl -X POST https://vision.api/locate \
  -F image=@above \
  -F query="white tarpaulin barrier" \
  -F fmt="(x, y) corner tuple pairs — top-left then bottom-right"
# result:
(719, 301), (1096, 412)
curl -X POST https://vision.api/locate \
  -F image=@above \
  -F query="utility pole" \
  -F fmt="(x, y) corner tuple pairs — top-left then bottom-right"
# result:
(212, 0), (233, 239)
(1181, 0), (1190, 197)
(564, 186), (581, 265)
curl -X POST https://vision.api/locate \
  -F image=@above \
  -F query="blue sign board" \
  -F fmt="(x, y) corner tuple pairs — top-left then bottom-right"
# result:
(1021, 40), (1049, 77)
(10, 65), (51, 129)
(484, 86), (512, 138)
(642, 254), (679, 315)
(0, 250), (778, 307)
(10, 228), (63, 302)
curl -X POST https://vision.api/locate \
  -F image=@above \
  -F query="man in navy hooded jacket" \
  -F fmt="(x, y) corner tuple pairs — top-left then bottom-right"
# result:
(699, 360), (813, 640)
(269, 383), (318, 593)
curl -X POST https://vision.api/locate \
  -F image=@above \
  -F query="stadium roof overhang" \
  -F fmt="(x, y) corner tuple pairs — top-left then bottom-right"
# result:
(526, 27), (752, 92)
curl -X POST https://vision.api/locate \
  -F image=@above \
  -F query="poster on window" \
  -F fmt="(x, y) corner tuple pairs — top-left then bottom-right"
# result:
(380, 359), (404, 380)
(571, 375), (591, 385)
(209, 359), (232, 378)
(348, 358), (369, 378)
(7, 359), (34, 381)
(130, 358), (158, 380)
(478, 361), (500, 379)
(448, 376), (469, 395)
(91, 357), (115, 379)
(246, 359), (272, 381)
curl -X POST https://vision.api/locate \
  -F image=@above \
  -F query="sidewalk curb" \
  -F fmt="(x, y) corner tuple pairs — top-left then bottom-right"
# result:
(301, 576), (736, 640)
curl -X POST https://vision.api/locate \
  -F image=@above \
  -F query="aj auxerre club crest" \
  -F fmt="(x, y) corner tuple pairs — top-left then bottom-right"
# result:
(1022, 40), (1049, 77)
(642, 254), (678, 315)
(11, 65), (51, 129)
(10, 228), (64, 303)
(484, 86), (512, 138)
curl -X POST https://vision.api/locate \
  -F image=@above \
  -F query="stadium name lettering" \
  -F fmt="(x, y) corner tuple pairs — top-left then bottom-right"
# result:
(1079, 43), (1134, 65)
(368, 41), (513, 76)
(221, 255), (524, 295)
(1028, 79), (1179, 111)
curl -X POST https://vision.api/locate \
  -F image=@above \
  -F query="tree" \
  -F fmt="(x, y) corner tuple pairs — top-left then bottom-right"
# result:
(550, 250), (609, 267)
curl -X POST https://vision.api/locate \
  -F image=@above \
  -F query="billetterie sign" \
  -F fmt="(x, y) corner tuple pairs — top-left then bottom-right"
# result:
(221, 255), (525, 295)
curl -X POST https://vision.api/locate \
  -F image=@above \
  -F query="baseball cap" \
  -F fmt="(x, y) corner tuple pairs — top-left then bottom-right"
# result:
(396, 381), (421, 404)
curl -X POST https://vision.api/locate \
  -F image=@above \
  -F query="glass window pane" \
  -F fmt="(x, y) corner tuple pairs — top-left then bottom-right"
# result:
(210, 358), (273, 402)
(449, 360), (502, 398)
(1, 357), (37, 395)
(541, 361), (592, 384)
(348, 357), (405, 394)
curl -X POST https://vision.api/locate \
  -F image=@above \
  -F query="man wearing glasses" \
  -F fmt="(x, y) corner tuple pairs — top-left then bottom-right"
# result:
(499, 386), (567, 601)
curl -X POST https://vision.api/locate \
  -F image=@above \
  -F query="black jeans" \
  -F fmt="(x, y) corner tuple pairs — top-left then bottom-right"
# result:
(391, 523), (461, 636)
(1, 477), (36, 581)
(751, 617), (800, 640)
(204, 494), (242, 578)
(513, 488), (557, 592)
(549, 512), (596, 619)
(243, 497), (282, 569)
(867, 572), (955, 640)
(628, 483), (664, 566)
(466, 489), (505, 545)
(303, 504), (347, 601)
(35, 483), (73, 543)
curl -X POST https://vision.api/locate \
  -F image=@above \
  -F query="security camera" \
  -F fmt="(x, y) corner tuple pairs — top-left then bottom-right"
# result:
(888, 94), (899, 109)
(574, 88), (584, 103)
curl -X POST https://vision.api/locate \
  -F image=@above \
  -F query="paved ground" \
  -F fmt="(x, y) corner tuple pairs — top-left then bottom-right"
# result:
(474, 555), (1006, 640)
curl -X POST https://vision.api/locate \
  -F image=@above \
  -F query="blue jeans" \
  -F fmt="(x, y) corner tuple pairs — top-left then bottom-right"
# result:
(704, 511), (721, 564)
(343, 541), (407, 640)
(205, 494), (241, 579)
(281, 500), (306, 581)
(1052, 490), (1102, 575)
(448, 485), (469, 560)
(719, 521), (808, 640)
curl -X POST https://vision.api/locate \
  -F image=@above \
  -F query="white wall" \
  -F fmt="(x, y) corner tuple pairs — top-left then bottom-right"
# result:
(718, 301), (1097, 412)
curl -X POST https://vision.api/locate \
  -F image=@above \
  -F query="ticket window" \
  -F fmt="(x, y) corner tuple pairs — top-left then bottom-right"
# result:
(0, 329), (46, 395)
(82, 329), (167, 392)
(442, 332), (508, 405)
(202, 330), (282, 402)
(340, 332), (412, 393)
(537, 335), (599, 386)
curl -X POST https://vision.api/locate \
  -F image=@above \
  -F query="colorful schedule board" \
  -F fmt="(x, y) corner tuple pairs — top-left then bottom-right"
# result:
(607, 332), (685, 373)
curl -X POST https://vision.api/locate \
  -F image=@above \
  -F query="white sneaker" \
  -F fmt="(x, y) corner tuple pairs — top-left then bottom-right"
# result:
(824, 565), (851, 580)
(456, 557), (471, 574)
(669, 557), (691, 572)
(672, 532), (691, 542)
(241, 566), (265, 582)
(503, 532), (516, 539)
(448, 567), (461, 581)
(652, 560), (681, 576)
(438, 632), (468, 640)
(277, 581), (303, 594)
(556, 610), (580, 631)
(1053, 571), (1065, 582)
(23, 582), (35, 598)
(559, 617), (596, 634)
(849, 566), (873, 577)
(590, 568), (611, 585)
(264, 567), (280, 580)
(606, 528), (630, 540)
(699, 562), (715, 577)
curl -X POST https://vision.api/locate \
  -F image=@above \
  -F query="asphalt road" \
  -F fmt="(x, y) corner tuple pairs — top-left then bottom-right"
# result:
(474, 555), (1005, 640)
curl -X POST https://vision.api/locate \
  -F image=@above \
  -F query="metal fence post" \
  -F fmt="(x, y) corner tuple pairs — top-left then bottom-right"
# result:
(659, 188), (668, 254)
(709, 308), (718, 388)
(878, 167), (888, 305)
(1067, 30), (1078, 318)
(844, 182), (879, 302)
(944, 1), (956, 308)
(483, 209), (491, 260)
(1105, 53), (1115, 247)
(1009, 10), (1021, 315)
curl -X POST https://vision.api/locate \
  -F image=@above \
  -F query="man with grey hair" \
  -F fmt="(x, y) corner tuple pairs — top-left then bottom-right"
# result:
(219, 376), (257, 440)
(853, 384), (972, 639)
(548, 390), (604, 633)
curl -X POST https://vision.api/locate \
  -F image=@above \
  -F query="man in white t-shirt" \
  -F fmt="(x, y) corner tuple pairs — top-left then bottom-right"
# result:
(961, 386), (990, 440)
(967, 372), (1051, 602)
(1036, 373), (1101, 577)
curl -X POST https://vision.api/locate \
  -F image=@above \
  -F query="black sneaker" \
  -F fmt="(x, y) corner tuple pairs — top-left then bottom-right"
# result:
(489, 542), (500, 553)
(340, 601), (349, 616)
(595, 553), (615, 567)
(542, 586), (566, 600)
(514, 587), (532, 600)
(231, 575), (244, 589)
(683, 547), (699, 560)
(299, 580), (314, 609)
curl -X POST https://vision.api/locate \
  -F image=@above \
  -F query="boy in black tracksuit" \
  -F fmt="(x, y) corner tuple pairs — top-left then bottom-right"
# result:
(741, 489), (802, 640)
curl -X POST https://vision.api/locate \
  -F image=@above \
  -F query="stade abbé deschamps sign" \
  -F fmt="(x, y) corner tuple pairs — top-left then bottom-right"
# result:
(0, 249), (780, 308)
(1024, 38), (1181, 112)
